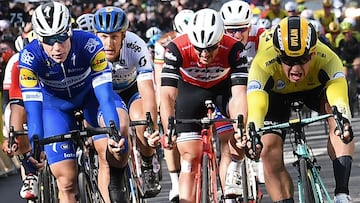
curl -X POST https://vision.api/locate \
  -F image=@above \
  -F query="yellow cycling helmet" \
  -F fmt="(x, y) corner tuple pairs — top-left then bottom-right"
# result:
(273, 16), (317, 58)
(270, 0), (280, 6)
(328, 21), (340, 33)
(27, 30), (37, 42)
(340, 21), (352, 32)
(296, 0), (305, 4)
(323, 0), (332, 7)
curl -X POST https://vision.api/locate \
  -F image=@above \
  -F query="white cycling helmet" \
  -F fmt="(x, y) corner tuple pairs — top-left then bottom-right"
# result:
(257, 18), (271, 29)
(187, 8), (224, 48)
(32, 2), (72, 37)
(146, 27), (162, 39)
(76, 13), (95, 33)
(220, 0), (253, 29)
(173, 9), (194, 34)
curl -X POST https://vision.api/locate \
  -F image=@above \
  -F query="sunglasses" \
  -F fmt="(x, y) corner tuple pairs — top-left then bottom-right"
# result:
(42, 32), (70, 46)
(194, 43), (219, 53)
(278, 54), (311, 66)
(225, 27), (249, 34)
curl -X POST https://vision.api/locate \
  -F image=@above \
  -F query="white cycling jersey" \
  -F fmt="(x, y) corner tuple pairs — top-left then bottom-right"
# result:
(110, 31), (154, 93)
(244, 24), (265, 59)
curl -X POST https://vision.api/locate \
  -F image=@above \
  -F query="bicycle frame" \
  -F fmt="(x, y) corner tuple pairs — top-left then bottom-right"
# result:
(257, 103), (335, 203)
(167, 100), (236, 203)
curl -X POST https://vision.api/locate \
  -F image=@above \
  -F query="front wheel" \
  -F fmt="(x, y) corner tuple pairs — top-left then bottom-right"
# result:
(201, 154), (210, 203)
(299, 158), (315, 203)
(78, 171), (92, 203)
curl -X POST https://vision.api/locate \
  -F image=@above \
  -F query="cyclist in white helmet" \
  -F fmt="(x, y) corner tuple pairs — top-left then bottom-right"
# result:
(19, 2), (130, 202)
(146, 26), (162, 39)
(153, 8), (194, 202)
(220, 0), (266, 198)
(75, 13), (95, 33)
(160, 8), (248, 202)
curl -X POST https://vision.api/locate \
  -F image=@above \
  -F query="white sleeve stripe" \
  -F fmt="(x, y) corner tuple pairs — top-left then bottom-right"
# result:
(22, 92), (43, 102)
(92, 72), (112, 88)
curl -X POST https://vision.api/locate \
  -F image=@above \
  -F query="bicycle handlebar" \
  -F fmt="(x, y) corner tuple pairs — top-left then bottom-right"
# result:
(258, 113), (333, 132)
(33, 120), (118, 161)
(8, 126), (28, 154)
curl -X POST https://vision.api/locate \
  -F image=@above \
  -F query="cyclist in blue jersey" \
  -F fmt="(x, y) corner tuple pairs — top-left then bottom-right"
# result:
(93, 7), (161, 198)
(18, 2), (130, 203)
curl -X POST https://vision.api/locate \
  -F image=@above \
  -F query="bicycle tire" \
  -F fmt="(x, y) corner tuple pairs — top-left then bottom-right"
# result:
(37, 167), (50, 203)
(201, 154), (210, 203)
(299, 158), (315, 203)
(241, 159), (249, 203)
(78, 171), (92, 203)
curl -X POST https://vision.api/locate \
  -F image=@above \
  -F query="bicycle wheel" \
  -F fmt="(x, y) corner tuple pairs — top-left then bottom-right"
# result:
(299, 158), (315, 203)
(37, 167), (50, 203)
(241, 159), (249, 203)
(78, 171), (92, 203)
(201, 154), (210, 203)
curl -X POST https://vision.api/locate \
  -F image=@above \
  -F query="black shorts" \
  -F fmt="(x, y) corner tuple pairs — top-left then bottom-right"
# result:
(175, 78), (232, 133)
(265, 85), (326, 139)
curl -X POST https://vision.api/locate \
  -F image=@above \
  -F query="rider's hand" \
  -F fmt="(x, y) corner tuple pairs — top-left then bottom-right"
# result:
(144, 130), (160, 148)
(234, 131), (247, 149)
(160, 134), (176, 150)
(28, 151), (46, 170)
(108, 136), (128, 154)
(245, 140), (262, 160)
(2, 139), (15, 156)
(335, 122), (354, 144)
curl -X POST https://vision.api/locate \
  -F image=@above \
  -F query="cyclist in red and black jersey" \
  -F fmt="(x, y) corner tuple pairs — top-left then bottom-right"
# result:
(160, 8), (248, 202)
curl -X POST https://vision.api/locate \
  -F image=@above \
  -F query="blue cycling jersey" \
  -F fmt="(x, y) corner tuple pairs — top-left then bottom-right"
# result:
(18, 30), (124, 160)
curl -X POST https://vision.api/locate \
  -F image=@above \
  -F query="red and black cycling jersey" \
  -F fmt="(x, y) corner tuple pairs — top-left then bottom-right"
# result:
(161, 34), (248, 89)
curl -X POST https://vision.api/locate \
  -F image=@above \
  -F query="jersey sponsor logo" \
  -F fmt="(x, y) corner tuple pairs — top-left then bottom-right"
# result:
(91, 51), (108, 72)
(41, 68), (90, 88)
(247, 80), (261, 91)
(20, 68), (37, 88)
(333, 72), (345, 79)
(84, 38), (100, 53)
(20, 49), (34, 66)
(126, 41), (141, 53)
(276, 79), (286, 89)
(165, 51), (177, 61)
(138, 56), (147, 67)
(63, 153), (76, 158)
(22, 92), (43, 101)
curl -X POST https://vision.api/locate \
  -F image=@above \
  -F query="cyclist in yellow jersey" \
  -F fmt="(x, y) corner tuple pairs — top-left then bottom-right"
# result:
(240, 16), (354, 203)
(264, 0), (287, 21)
(314, 0), (337, 33)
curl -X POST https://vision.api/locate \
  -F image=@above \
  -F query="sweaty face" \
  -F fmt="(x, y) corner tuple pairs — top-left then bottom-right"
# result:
(42, 38), (71, 63)
(225, 27), (250, 45)
(193, 43), (220, 65)
(96, 31), (125, 62)
(281, 59), (311, 83)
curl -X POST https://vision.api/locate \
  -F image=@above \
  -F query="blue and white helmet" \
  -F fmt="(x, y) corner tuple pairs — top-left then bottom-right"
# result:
(94, 6), (129, 33)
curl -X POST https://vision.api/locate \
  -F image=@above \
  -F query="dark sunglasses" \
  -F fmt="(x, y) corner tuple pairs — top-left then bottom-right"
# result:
(42, 32), (70, 46)
(278, 54), (311, 66)
(226, 27), (249, 34)
(194, 43), (219, 53)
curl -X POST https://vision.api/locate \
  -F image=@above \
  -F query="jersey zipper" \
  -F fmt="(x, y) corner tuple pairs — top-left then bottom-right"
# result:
(61, 62), (72, 97)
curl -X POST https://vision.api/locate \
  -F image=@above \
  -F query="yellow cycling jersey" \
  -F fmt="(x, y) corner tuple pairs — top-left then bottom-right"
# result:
(247, 30), (351, 128)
